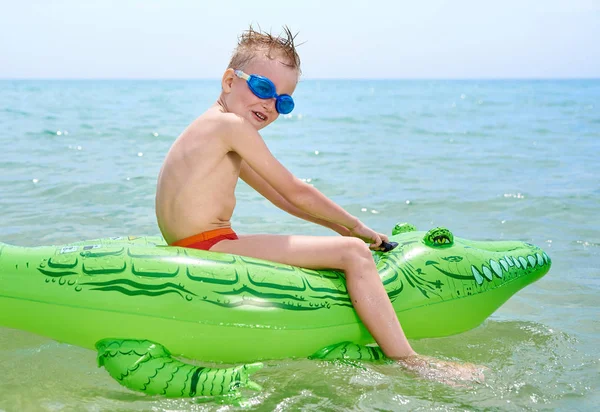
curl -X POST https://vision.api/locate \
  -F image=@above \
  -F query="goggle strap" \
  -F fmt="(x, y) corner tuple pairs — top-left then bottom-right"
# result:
(234, 70), (250, 81)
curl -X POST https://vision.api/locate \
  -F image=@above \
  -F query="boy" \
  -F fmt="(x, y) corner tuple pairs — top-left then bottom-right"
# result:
(156, 27), (481, 383)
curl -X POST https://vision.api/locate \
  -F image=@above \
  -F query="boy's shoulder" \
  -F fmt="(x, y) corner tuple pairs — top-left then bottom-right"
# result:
(198, 107), (259, 141)
(181, 106), (261, 153)
(198, 107), (247, 130)
(184, 108), (237, 140)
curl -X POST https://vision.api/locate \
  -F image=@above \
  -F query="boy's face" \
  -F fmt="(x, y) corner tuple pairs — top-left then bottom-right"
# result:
(224, 56), (298, 130)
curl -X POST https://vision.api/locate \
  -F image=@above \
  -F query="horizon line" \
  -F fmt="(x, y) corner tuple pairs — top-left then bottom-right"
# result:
(1, 77), (599, 81)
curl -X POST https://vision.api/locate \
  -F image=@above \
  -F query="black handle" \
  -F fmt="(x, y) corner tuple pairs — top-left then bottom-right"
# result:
(380, 241), (398, 252)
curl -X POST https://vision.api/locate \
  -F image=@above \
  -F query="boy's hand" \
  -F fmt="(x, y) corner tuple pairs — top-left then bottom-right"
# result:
(349, 221), (389, 250)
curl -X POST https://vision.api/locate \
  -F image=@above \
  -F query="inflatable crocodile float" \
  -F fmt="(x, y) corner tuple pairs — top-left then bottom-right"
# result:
(0, 223), (551, 397)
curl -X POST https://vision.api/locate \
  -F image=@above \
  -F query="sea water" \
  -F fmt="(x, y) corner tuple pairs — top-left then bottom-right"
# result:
(0, 79), (598, 410)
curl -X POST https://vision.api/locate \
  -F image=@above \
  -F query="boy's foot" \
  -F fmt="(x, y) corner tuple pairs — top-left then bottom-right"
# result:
(398, 355), (486, 386)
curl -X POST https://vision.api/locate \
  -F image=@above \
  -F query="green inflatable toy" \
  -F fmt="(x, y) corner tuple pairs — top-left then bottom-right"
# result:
(0, 223), (551, 397)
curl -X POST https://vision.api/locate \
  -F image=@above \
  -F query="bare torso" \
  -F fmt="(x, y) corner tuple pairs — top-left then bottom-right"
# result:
(156, 106), (241, 244)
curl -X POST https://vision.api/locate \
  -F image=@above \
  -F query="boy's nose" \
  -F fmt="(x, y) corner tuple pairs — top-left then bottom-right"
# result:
(262, 98), (276, 113)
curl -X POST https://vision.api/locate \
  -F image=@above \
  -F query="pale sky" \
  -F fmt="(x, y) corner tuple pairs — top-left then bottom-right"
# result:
(1, 0), (598, 79)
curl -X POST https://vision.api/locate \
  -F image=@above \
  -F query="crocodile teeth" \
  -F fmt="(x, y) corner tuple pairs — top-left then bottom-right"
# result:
(490, 260), (503, 278)
(471, 266), (484, 285)
(528, 255), (536, 268)
(518, 256), (528, 269)
(482, 265), (494, 281)
(513, 257), (521, 268)
(543, 252), (550, 264)
(499, 259), (509, 272)
(505, 256), (515, 266)
(536, 253), (544, 266)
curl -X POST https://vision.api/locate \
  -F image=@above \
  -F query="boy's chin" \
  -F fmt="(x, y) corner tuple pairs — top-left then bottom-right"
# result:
(247, 115), (269, 130)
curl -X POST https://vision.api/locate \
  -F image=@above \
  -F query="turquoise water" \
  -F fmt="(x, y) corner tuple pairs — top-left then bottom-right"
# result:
(0, 79), (598, 410)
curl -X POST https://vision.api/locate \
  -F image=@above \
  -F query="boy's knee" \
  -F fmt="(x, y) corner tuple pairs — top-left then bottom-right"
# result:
(341, 237), (373, 264)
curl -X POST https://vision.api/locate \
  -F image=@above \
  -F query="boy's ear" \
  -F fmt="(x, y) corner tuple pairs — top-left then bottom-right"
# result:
(221, 68), (235, 93)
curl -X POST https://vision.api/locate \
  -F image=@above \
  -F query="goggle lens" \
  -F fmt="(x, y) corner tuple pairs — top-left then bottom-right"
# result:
(276, 95), (295, 115)
(249, 77), (275, 97)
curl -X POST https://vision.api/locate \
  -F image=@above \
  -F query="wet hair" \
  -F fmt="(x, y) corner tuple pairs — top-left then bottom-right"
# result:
(227, 25), (302, 76)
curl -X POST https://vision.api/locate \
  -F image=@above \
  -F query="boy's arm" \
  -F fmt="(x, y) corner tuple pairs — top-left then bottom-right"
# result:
(239, 161), (351, 236)
(223, 116), (359, 231)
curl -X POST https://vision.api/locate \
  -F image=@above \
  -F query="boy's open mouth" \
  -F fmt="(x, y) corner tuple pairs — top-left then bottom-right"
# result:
(253, 111), (267, 122)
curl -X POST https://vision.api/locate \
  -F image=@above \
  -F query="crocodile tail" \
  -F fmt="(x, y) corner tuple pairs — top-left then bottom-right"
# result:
(95, 338), (263, 397)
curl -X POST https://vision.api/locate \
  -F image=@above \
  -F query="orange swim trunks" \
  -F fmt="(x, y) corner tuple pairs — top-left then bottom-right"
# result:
(170, 228), (238, 251)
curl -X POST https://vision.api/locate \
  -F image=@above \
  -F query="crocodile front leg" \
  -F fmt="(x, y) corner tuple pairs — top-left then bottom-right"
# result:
(309, 342), (389, 362)
(96, 339), (263, 398)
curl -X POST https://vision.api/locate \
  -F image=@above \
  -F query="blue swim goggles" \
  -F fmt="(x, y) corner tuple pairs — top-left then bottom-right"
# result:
(234, 69), (295, 114)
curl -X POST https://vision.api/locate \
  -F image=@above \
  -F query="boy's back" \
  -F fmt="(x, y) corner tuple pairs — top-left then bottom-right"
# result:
(156, 108), (242, 245)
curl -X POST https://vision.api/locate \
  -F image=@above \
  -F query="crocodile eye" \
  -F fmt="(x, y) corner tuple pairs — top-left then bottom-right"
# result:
(424, 227), (454, 247)
(392, 222), (417, 236)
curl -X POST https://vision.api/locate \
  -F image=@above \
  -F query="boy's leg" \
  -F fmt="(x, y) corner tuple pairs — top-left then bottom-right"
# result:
(210, 234), (415, 359)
